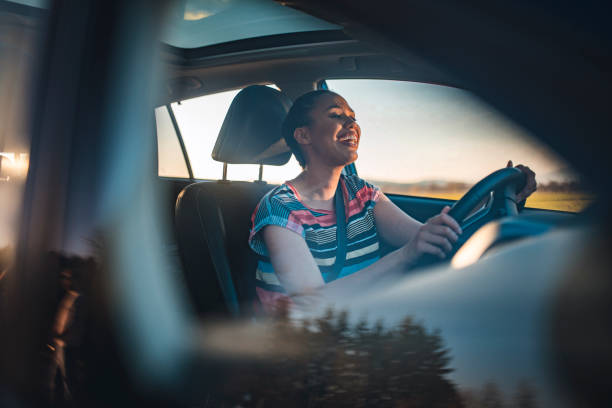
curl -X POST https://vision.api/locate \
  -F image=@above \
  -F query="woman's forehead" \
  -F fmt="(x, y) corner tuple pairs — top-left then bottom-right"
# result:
(314, 93), (353, 112)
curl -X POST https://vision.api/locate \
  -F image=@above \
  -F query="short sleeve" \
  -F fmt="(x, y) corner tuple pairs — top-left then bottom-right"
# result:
(344, 174), (382, 211)
(248, 189), (305, 257)
(362, 178), (382, 206)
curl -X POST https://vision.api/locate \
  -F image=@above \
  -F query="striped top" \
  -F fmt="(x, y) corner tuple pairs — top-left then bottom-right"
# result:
(248, 174), (382, 313)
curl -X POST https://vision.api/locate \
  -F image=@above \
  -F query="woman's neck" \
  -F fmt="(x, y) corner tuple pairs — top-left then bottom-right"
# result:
(289, 165), (343, 204)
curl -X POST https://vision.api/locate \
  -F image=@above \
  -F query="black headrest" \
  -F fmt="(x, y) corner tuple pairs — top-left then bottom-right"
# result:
(212, 85), (293, 165)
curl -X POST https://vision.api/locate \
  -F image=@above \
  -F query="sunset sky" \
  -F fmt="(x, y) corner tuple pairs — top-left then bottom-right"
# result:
(166, 79), (577, 186)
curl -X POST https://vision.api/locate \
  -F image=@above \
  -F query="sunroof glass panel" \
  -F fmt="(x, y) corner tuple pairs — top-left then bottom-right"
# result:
(162, 0), (341, 49)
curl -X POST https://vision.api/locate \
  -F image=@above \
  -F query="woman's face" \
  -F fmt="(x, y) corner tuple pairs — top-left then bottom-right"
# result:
(301, 93), (361, 168)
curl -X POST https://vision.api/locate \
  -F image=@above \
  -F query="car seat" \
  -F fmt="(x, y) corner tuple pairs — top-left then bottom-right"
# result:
(174, 85), (293, 318)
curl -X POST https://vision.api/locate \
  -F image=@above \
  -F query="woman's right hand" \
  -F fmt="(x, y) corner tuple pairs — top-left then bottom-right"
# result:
(401, 206), (462, 265)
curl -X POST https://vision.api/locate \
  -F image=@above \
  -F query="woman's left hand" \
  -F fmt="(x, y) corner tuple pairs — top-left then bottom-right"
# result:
(507, 160), (537, 202)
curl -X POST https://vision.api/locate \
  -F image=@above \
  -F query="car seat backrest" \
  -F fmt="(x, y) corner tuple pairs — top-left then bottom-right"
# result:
(174, 85), (293, 318)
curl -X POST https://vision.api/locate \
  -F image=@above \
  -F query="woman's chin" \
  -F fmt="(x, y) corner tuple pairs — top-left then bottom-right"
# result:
(344, 152), (358, 165)
(320, 151), (358, 168)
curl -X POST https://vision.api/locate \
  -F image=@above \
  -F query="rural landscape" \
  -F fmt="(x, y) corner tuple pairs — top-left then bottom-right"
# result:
(372, 179), (593, 213)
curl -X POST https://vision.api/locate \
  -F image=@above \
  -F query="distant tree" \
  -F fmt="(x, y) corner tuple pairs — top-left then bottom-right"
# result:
(513, 380), (537, 408)
(480, 381), (505, 408)
(459, 388), (479, 408)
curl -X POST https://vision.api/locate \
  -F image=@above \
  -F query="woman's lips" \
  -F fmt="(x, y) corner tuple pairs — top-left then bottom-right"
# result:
(338, 131), (359, 146)
(339, 139), (358, 147)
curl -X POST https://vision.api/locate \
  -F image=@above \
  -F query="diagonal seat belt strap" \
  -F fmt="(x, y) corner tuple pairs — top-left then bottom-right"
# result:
(197, 190), (241, 317)
(329, 178), (347, 282)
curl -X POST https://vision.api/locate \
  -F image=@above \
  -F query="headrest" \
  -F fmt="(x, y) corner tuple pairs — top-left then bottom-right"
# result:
(212, 85), (293, 165)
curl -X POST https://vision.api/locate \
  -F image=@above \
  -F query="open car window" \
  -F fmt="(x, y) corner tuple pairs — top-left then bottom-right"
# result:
(156, 86), (301, 183)
(155, 106), (190, 178)
(326, 79), (594, 212)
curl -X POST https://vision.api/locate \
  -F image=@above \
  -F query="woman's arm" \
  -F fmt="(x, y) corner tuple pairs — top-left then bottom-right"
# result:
(373, 193), (422, 248)
(262, 224), (412, 310)
(262, 199), (462, 310)
(374, 193), (462, 251)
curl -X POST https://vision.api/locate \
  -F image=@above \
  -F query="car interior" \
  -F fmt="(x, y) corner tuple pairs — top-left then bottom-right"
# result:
(1, 1), (610, 407)
(160, 25), (578, 321)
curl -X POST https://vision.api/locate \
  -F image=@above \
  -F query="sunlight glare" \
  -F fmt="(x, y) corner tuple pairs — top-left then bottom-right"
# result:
(451, 223), (500, 268)
(184, 10), (213, 20)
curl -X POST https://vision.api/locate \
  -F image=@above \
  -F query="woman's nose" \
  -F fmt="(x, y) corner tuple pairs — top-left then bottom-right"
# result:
(344, 116), (357, 127)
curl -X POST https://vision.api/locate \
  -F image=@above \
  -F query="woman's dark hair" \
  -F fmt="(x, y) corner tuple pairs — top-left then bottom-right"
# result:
(282, 90), (338, 168)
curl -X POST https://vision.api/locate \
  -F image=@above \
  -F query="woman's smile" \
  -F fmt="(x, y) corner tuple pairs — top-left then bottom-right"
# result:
(337, 130), (359, 148)
(294, 93), (362, 167)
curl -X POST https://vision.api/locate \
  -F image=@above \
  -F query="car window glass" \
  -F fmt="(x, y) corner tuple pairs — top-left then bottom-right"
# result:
(326, 79), (593, 212)
(155, 106), (189, 178)
(162, 87), (301, 183)
(4, 0), (47, 7)
(162, 0), (340, 49)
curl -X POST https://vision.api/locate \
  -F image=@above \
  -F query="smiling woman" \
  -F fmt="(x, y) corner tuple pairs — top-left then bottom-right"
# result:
(1, 0), (609, 405)
(247, 89), (470, 314)
(281, 90), (360, 170)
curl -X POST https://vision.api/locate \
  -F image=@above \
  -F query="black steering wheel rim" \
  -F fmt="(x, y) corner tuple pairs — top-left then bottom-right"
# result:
(414, 167), (526, 269)
(448, 167), (526, 226)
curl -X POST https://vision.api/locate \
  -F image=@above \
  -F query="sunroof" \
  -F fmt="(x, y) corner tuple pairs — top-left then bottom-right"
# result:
(2, 0), (48, 8)
(162, 0), (341, 49)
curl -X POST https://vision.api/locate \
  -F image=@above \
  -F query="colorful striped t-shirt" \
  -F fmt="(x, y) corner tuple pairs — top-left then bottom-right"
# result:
(248, 174), (382, 312)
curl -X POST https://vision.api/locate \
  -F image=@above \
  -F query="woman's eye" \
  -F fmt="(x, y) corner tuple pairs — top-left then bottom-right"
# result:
(329, 113), (357, 122)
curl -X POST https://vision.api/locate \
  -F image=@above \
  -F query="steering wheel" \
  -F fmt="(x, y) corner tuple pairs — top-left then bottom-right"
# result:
(415, 167), (526, 268)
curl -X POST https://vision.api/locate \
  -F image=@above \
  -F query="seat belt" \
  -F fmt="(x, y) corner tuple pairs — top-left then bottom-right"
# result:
(328, 178), (347, 282)
(197, 189), (241, 318)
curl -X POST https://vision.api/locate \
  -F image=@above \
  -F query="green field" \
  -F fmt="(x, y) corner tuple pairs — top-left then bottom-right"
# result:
(385, 188), (594, 213)
(522, 191), (594, 212)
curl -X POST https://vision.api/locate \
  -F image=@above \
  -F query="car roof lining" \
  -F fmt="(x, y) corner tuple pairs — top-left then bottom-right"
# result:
(158, 33), (459, 105)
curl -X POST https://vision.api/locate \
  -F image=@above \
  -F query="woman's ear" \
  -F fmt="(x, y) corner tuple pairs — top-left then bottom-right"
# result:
(293, 127), (311, 145)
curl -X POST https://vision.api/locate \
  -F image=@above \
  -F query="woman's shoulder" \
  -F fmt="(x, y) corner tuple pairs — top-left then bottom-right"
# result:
(249, 183), (307, 246)
(261, 183), (298, 204)
(342, 174), (381, 198)
(254, 183), (302, 214)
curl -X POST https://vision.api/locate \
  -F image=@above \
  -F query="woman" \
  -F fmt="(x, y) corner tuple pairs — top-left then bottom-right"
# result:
(248, 90), (536, 314)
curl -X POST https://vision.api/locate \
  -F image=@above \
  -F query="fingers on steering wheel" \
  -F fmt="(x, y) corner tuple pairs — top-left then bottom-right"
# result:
(525, 167), (537, 190)
(419, 241), (446, 259)
(429, 224), (458, 243)
(515, 164), (537, 201)
(515, 164), (535, 182)
(429, 213), (462, 236)
(438, 213), (462, 235)
(422, 231), (452, 253)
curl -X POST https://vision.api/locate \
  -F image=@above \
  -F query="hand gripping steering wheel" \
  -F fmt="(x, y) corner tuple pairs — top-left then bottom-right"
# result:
(415, 167), (527, 269)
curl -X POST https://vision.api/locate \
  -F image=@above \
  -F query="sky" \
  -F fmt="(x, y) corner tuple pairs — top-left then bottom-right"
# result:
(163, 80), (576, 186)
